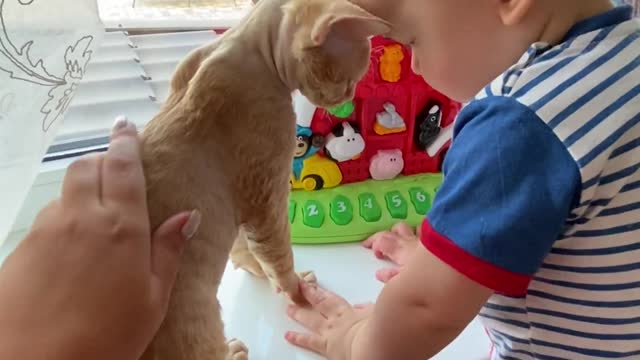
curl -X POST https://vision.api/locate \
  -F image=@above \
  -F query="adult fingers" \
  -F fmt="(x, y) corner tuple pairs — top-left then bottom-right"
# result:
(150, 210), (200, 308)
(375, 267), (401, 283)
(61, 153), (102, 207)
(101, 116), (146, 213)
(284, 331), (326, 355)
(300, 281), (350, 318)
(287, 305), (326, 331)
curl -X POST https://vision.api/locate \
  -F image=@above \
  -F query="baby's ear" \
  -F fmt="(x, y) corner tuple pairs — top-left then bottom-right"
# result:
(310, 1), (391, 47)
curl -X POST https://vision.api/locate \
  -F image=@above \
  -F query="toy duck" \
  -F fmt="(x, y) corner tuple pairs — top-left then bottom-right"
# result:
(374, 102), (406, 135)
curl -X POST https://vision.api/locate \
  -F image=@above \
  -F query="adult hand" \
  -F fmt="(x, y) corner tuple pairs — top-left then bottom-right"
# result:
(0, 116), (200, 360)
(285, 281), (372, 360)
(362, 222), (420, 282)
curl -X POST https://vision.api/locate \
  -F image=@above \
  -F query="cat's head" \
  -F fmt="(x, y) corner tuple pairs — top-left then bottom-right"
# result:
(282, 0), (390, 108)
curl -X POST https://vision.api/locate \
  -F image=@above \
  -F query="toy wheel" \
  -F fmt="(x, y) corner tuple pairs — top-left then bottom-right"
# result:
(302, 175), (324, 191)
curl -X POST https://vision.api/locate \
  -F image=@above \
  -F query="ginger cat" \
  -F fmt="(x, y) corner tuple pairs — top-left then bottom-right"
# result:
(139, 0), (390, 359)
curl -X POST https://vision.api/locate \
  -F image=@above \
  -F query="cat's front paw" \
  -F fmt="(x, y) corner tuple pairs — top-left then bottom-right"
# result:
(226, 339), (248, 360)
(230, 249), (266, 278)
(275, 270), (317, 305)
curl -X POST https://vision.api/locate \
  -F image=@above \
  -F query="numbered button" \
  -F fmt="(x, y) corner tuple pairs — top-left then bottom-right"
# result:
(385, 191), (408, 219)
(330, 195), (353, 225)
(358, 193), (382, 222)
(409, 187), (431, 215)
(303, 200), (325, 228)
(288, 200), (296, 224)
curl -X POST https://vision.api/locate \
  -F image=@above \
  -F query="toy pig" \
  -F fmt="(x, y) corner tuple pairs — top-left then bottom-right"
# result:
(369, 149), (404, 180)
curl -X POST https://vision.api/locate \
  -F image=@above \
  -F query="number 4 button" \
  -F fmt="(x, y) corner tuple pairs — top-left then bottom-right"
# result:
(358, 193), (382, 222)
(303, 200), (325, 228)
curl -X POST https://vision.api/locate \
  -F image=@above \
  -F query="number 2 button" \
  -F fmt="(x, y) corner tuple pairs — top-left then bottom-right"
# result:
(303, 200), (325, 228)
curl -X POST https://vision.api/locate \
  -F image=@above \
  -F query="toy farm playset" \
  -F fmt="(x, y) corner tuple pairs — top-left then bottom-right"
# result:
(289, 36), (461, 244)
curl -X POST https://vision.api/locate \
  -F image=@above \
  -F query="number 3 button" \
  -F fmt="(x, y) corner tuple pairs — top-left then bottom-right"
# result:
(330, 195), (353, 225)
(303, 200), (325, 228)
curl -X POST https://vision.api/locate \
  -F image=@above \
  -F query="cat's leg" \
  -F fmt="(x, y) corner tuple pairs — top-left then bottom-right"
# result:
(142, 203), (242, 360)
(239, 177), (311, 304)
(229, 225), (265, 278)
(226, 339), (249, 360)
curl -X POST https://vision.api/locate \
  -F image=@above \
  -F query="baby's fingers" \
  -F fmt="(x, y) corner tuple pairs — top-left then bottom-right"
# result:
(284, 331), (326, 355)
(391, 222), (415, 237)
(375, 267), (401, 283)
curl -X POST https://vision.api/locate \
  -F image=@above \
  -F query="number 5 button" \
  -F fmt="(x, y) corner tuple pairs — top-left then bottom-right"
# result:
(303, 200), (325, 228)
(409, 187), (431, 215)
(330, 195), (353, 225)
(384, 191), (408, 219)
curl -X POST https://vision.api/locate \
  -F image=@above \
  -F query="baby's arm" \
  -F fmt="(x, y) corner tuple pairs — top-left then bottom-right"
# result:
(354, 245), (492, 360)
(354, 96), (583, 359)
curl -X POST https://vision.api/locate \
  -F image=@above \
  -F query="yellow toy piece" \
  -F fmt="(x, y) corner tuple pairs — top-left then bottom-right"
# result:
(291, 154), (343, 191)
(379, 44), (404, 83)
(373, 122), (406, 135)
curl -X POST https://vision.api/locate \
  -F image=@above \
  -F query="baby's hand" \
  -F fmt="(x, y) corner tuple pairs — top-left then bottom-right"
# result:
(362, 222), (420, 282)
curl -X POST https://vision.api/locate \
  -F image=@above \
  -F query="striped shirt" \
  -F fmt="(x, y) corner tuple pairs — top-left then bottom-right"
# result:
(421, 6), (639, 359)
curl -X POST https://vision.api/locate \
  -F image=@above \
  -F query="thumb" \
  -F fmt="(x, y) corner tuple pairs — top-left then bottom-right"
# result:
(150, 210), (201, 304)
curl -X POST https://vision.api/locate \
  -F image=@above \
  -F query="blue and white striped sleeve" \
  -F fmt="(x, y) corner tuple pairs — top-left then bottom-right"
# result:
(421, 96), (582, 295)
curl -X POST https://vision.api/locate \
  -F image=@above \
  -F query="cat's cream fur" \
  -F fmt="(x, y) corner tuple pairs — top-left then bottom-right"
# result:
(139, 0), (390, 359)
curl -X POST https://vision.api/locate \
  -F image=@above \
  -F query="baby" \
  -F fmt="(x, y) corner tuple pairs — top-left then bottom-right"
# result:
(286, 1), (640, 359)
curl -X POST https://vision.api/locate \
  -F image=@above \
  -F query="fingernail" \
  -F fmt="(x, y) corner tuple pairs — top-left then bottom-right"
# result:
(112, 115), (136, 134)
(181, 210), (201, 240)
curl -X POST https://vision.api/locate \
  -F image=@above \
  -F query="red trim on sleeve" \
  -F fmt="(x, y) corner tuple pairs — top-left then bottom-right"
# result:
(421, 220), (531, 296)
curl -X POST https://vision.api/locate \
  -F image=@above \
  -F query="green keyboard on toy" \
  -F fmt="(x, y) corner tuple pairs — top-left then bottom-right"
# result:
(289, 174), (442, 244)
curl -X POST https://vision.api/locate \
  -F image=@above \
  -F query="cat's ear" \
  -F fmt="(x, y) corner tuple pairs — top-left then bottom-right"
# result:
(309, 1), (391, 46)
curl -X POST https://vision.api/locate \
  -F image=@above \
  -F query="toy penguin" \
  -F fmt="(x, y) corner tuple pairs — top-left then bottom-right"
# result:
(415, 101), (443, 150)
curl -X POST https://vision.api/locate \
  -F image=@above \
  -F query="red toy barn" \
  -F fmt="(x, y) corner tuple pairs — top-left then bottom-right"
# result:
(310, 36), (461, 184)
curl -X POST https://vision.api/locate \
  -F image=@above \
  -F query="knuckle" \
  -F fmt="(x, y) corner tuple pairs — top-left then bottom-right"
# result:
(101, 209), (137, 239)
(68, 155), (97, 174)
(105, 153), (136, 174)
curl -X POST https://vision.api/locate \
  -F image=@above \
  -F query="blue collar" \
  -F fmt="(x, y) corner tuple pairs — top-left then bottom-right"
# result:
(562, 5), (634, 42)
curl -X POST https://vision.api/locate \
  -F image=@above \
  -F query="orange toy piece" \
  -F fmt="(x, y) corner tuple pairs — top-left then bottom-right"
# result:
(379, 44), (404, 83)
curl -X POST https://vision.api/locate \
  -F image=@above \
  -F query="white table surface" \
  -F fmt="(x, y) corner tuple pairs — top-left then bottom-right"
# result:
(218, 243), (491, 360)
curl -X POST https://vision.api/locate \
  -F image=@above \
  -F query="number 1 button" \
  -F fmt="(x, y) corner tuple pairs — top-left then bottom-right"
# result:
(303, 200), (325, 228)
(330, 195), (353, 225)
(358, 193), (382, 222)
(385, 191), (408, 219)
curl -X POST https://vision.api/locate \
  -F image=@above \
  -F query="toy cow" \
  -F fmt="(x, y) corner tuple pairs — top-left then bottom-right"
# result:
(325, 121), (366, 162)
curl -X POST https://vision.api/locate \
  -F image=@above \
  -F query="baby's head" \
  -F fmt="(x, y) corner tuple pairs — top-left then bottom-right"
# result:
(353, 0), (614, 102)
(282, 0), (390, 108)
